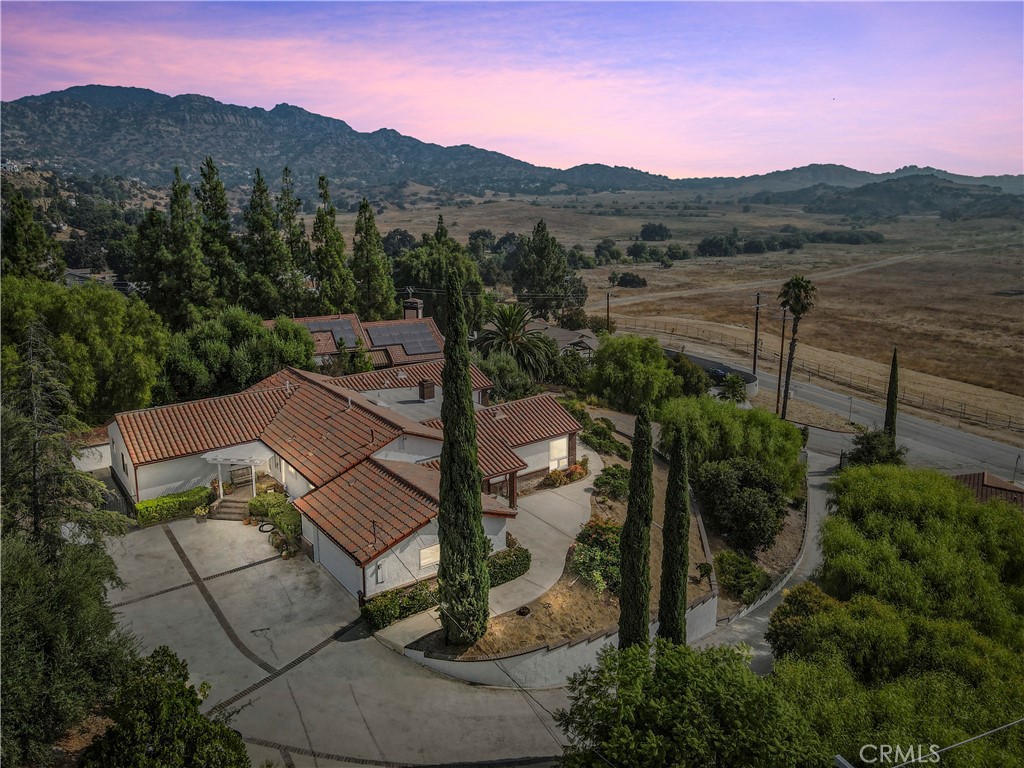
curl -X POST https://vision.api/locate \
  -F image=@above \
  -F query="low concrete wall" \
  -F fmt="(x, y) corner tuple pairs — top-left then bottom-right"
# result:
(405, 592), (718, 689)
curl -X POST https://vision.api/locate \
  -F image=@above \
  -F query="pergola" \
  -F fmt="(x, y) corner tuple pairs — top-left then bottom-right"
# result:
(202, 443), (275, 498)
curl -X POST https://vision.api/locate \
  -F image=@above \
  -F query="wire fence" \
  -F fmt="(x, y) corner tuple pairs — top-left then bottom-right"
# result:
(617, 318), (1024, 434)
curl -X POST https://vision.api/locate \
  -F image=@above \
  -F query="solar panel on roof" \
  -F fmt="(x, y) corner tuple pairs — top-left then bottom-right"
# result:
(367, 324), (440, 355)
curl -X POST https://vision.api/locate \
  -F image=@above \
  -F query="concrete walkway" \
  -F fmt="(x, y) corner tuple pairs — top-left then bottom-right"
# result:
(376, 447), (602, 651)
(695, 446), (834, 673)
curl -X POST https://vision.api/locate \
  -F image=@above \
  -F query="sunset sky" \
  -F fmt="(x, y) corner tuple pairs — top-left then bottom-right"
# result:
(2, 1), (1021, 178)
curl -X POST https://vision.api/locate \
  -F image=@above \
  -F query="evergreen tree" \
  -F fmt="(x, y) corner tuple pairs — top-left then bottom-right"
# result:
(239, 168), (289, 317)
(195, 156), (243, 304)
(351, 198), (398, 321)
(1, 189), (64, 280)
(437, 250), (490, 645)
(513, 219), (571, 319)
(884, 346), (899, 441)
(619, 404), (654, 649)
(130, 168), (214, 330)
(275, 166), (313, 314)
(309, 176), (355, 313)
(657, 432), (690, 644)
(0, 325), (125, 552)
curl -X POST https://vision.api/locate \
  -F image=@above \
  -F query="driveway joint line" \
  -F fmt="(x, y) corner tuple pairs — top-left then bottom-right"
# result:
(207, 617), (364, 715)
(161, 524), (278, 675)
(110, 553), (284, 608)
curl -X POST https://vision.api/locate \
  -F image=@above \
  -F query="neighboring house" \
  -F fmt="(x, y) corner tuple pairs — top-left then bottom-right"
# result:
(106, 365), (581, 600)
(953, 471), (1024, 510)
(422, 393), (583, 508)
(525, 320), (599, 358)
(64, 268), (138, 296)
(267, 299), (446, 369)
(72, 423), (112, 473)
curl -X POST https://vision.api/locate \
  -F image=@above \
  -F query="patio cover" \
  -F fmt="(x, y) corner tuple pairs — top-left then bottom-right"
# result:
(202, 443), (275, 466)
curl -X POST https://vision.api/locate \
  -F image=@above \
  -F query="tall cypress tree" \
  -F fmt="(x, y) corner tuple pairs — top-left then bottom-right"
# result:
(884, 346), (899, 441)
(351, 199), (398, 321)
(436, 246), (490, 645)
(195, 156), (242, 305)
(619, 404), (654, 649)
(275, 166), (313, 315)
(657, 432), (690, 644)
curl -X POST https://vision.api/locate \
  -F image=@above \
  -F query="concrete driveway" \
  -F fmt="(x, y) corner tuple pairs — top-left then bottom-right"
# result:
(108, 517), (567, 767)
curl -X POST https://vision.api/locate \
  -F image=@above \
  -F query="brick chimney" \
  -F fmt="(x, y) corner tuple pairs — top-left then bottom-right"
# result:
(403, 298), (424, 320)
(418, 379), (435, 402)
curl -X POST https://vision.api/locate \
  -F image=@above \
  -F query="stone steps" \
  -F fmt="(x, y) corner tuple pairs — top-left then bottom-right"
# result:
(210, 498), (251, 521)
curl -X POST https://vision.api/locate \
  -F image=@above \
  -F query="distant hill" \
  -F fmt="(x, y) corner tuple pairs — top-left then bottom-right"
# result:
(3, 85), (1022, 199)
(742, 174), (1024, 219)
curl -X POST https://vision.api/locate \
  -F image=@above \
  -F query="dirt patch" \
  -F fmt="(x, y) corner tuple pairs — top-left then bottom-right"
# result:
(750, 391), (856, 433)
(50, 712), (113, 767)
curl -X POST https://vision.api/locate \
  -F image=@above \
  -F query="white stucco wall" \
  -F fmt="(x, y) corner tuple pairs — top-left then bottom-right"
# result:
(268, 454), (313, 500)
(360, 515), (509, 599)
(73, 442), (111, 473)
(137, 456), (218, 501)
(514, 440), (553, 475)
(307, 521), (363, 597)
(108, 423), (138, 500)
(372, 435), (442, 464)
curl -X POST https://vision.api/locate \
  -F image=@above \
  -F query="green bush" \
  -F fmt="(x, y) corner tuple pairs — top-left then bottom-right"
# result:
(361, 581), (438, 631)
(571, 517), (622, 594)
(560, 396), (632, 459)
(249, 492), (301, 546)
(714, 550), (772, 604)
(593, 464), (630, 500)
(136, 486), (214, 526)
(488, 545), (532, 586)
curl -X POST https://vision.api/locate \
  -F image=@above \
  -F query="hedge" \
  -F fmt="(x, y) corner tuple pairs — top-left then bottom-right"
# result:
(249, 492), (301, 546)
(488, 545), (532, 586)
(361, 544), (533, 631)
(136, 486), (214, 526)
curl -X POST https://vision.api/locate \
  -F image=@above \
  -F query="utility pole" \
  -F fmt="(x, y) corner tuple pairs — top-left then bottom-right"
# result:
(775, 308), (788, 415)
(752, 291), (762, 376)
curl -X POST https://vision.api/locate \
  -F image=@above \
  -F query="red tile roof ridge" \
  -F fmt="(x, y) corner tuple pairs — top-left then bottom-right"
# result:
(115, 384), (297, 417)
(954, 471), (1022, 492)
(326, 360), (493, 393)
(280, 368), (443, 441)
(370, 458), (440, 505)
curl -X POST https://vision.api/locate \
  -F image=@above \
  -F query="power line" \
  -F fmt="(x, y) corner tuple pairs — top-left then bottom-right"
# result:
(889, 715), (1024, 768)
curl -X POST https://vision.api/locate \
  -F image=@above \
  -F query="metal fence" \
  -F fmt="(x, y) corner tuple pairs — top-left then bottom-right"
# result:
(617, 318), (1024, 434)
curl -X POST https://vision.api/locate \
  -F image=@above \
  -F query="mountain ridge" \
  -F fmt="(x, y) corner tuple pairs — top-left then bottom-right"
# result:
(3, 84), (1021, 196)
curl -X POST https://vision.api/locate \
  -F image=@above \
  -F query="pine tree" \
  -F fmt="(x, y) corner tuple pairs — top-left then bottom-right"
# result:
(437, 246), (490, 645)
(1, 190), (64, 280)
(239, 169), (290, 317)
(131, 168), (213, 330)
(195, 156), (243, 304)
(309, 176), (355, 313)
(275, 166), (312, 315)
(657, 433), (690, 644)
(884, 346), (899, 441)
(512, 219), (570, 319)
(619, 404), (654, 649)
(351, 199), (398, 321)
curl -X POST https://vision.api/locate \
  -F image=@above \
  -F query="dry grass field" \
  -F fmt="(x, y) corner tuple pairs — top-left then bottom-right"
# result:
(322, 190), (1023, 436)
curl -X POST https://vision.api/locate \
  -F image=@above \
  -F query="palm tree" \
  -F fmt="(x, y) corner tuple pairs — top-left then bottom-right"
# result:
(475, 303), (552, 380)
(778, 275), (817, 420)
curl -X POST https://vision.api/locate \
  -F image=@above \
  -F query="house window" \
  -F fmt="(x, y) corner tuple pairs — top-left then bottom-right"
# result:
(549, 436), (569, 471)
(270, 454), (281, 474)
(121, 452), (127, 476)
(375, 561), (387, 584)
(419, 544), (441, 568)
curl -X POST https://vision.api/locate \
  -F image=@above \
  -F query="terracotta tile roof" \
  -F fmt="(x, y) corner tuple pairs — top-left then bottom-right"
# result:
(324, 361), (492, 393)
(954, 471), (1024, 509)
(421, 393), (581, 479)
(75, 422), (112, 447)
(310, 331), (339, 356)
(295, 458), (513, 565)
(114, 388), (293, 466)
(369, 349), (391, 368)
(264, 314), (370, 349)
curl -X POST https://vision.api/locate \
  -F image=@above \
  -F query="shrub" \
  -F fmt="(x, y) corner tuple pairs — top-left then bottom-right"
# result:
(361, 581), (438, 631)
(544, 469), (569, 488)
(136, 486), (214, 526)
(714, 550), (772, 604)
(566, 463), (586, 482)
(488, 545), (532, 586)
(594, 464), (630, 500)
(571, 517), (622, 594)
(560, 397), (632, 459)
(249, 492), (301, 546)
